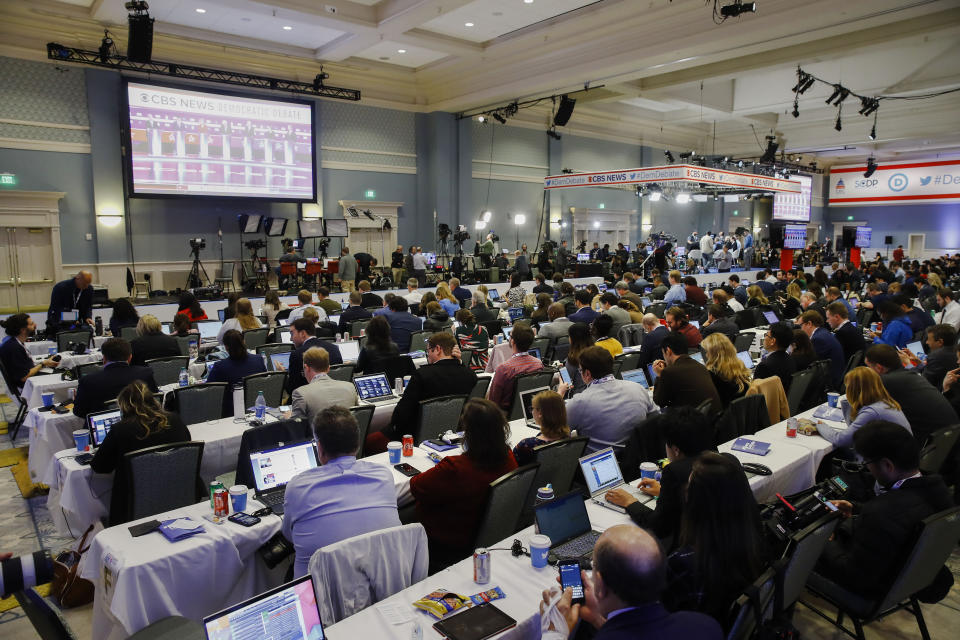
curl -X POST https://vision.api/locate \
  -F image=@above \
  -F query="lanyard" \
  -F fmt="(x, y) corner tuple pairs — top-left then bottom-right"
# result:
(73, 288), (82, 308)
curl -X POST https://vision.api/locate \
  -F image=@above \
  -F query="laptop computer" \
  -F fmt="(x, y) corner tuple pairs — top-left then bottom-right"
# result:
(690, 352), (704, 364)
(338, 340), (360, 363)
(762, 310), (779, 325)
(736, 351), (755, 370)
(527, 347), (542, 361)
(534, 491), (602, 563)
(579, 447), (653, 513)
(203, 574), (324, 640)
(689, 320), (700, 329)
(217, 309), (225, 322)
(278, 328), (293, 344)
(268, 351), (291, 372)
(353, 373), (399, 404)
(519, 385), (550, 428)
(249, 441), (319, 515)
(640, 297), (652, 308)
(328, 315), (341, 326)
(488, 289), (500, 301)
(76, 408), (123, 464)
(197, 321), (223, 341)
(621, 368), (649, 388)
(501, 326), (513, 341)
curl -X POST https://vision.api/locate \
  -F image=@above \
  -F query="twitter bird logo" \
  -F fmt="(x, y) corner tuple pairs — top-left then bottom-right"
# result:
(920, 176), (932, 186)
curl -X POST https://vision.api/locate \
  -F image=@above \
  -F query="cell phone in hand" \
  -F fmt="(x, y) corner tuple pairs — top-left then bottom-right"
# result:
(558, 559), (585, 604)
(558, 367), (572, 386)
(394, 463), (421, 477)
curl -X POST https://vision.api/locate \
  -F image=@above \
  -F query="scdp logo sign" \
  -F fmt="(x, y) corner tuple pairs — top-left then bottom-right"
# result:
(888, 173), (909, 192)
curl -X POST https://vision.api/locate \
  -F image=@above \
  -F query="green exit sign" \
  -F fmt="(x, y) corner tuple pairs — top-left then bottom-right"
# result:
(598, 203), (605, 209)
(847, 215), (854, 221)
(732, 210), (739, 216)
(0, 173), (16, 187)
(364, 189), (376, 199)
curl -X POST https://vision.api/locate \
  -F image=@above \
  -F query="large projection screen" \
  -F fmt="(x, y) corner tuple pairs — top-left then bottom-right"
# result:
(773, 174), (811, 222)
(125, 81), (316, 201)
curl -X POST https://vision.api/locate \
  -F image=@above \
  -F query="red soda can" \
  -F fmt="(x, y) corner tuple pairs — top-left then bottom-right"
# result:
(402, 434), (414, 457)
(473, 548), (490, 584)
(213, 488), (230, 518)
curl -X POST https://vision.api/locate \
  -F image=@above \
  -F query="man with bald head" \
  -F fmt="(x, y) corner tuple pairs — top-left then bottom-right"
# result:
(539, 525), (721, 639)
(47, 270), (95, 334)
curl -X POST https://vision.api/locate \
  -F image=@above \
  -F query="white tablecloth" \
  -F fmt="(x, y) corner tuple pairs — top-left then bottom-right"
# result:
(25, 336), (108, 356)
(25, 408), (83, 481)
(79, 494), (283, 640)
(20, 373), (78, 409)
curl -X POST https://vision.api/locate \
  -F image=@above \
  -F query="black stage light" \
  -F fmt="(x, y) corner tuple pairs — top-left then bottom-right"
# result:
(492, 112), (506, 124)
(313, 67), (330, 92)
(863, 157), (878, 178)
(826, 85), (850, 106)
(759, 137), (778, 164)
(720, 2), (757, 18)
(553, 95), (576, 127)
(98, 31), (113, 62)
(791, 99), (800, 118)
(835, 110), (842, 132)
(664, 150), (675, 163)
(858, 97), (879, 116)
(868, 120), (877, 141)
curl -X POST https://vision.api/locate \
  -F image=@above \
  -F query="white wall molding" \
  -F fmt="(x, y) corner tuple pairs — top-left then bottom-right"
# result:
(321, 145), (416, 159)
(0, 118), (90, 131)
(471, 171), (545, 184)
(472, 159), (549, 171)
(0, 138), (90, 153)
(321, 160), (416, 174)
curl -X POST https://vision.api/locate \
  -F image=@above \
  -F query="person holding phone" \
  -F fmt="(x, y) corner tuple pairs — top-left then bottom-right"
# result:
(538, 525), (721, 639)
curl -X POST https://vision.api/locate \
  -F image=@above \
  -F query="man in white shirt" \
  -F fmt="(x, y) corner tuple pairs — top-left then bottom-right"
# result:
(699, 232), (713, 267)
(412, 248), (428, 287)
(936, 288), (960, 330)
(403, 278), (423, 305)
(282, 405), (400, 577)
(289, 347), (358, 423)
(287, 289), (327, 324)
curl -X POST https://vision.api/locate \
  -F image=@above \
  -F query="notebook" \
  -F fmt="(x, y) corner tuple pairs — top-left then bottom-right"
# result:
(519, 385), (550, 428)
(203, 575), (324, 640)
(534, 491), (601, 562)
(338, 340), (360, 363)
(578, 447), (652, 513)
(353, 373), (398, 404)
(249, 441), (319, 515)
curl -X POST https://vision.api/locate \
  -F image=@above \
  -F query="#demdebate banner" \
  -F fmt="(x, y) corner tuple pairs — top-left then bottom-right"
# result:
(829, 159), (960, 206)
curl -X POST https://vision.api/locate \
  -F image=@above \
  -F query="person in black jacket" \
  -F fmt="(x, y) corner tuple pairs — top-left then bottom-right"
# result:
(108, 298), (140, 337)
(865, 344), (959, 446)
(338, 291), (372, 334)
(826, 302), (864, 365)
(753, 322), (797, 392)
(0, 314), (58, 391)
(638, 314), (669, 371)
(90, 380), (193, 525)
(285, 318), (342, 392)
(130, 315), (181, 366)
(604, 407), (711, 545)
(46, 271), (94, 334)
(814, 420), (953, 597)
(355, 316), (400, 374)
(358, 280), (383, 309)
(699, 304), (738, 343)
(73, 338), (158, 418)
(913, 323), (957, 391)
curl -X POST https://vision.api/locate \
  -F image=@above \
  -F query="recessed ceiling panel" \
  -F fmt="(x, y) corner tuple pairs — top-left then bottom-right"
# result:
(354, 40), (447, 68)
(420, 0), (598, 43)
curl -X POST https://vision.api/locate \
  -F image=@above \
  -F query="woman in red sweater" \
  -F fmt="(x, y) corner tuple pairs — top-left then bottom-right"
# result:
(410, 398), (517, 568)
(175, 291), (208, 322)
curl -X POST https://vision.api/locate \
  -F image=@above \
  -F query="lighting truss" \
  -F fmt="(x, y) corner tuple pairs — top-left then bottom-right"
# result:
(46, 43), (361, 101)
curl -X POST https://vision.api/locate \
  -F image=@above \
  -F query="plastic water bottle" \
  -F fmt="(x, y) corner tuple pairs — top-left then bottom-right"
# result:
(533, 484), (554, 533)
(178, 367), (189, 387)
(254, 391), (266, 420)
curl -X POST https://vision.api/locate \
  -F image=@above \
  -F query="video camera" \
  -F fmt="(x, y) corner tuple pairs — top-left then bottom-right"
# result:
(453, 225), (470, 244)
(0, 550), (55, 598)
(245, 239), (266, 251)
(189, 237), (206, 251)
(761, 475), (848, 543)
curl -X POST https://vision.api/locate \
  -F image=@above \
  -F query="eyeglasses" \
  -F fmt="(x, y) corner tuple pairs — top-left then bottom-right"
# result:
(840, 458), (878, 474)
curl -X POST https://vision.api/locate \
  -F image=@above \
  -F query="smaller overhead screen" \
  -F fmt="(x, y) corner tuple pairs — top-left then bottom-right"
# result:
(298, 219), (325, 238)
(324, 219), (349, 238)
(264, 217), (287, 237)
(773, 174), (812, 222)
(783, 224), (807, 249)
(239, 214), (262, 234)
(855, 226), (872, 248)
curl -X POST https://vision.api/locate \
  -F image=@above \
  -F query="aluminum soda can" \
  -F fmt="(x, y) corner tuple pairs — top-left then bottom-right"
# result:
(210, 480), (225, 508)
(402, 434), (414, 456)
(473, 548), (490, 584)
(213, 488), (230, 518)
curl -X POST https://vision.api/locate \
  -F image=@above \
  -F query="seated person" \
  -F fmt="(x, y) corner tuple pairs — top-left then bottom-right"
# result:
(453, 309), (489, 351)
(664, 271), (686, 305)
(206, 329), (267, 417)
(753, 322), (797, 392)
(355, 316), (399, 374)
(488, 321), (543, 411)
(512, 390), (571, 465)
(798, 310), (845, 389)
(745, 285), (769, 308)
(282, 406), (401, 578)
(560, 346), (658, 453)
(593, 314), (624, 358)
(662, 452), (763, 624)
(665, 306), (702, 349)
(568, 289), (599, 324)
(170, 312), (197, 337)
(358, 280), (383, 308)
(825, 301), (864, 364)
(287, 289), (327, 324)
(410, 399), (517, 567)
(286, 315), (342, 392)
(315, 287), (342, 316)
(701, 333), (750, 410)
(538, 525), (722, 640)
(652, 333), (721, 414)
(217, 298), (262, 344)
(469, 290), (498, 324)
(700, 304), (738, 342)
(73, 338), (157, 418)
(531, 293), (553, 324)
(815, 367), (910, 456)
(130, 314), (181, 366)
(911, 323), (958, 390)
(605, 407), (711, 543)
(814, 420), (953, 597)
(449, 277), (472, 306)
(91, 381), (192, 524)
(791, 328), (817, 371)
(261, 290), (289, 330)
(290, 347), (358, 424)
(866, 300), (912, 349)
(0, 313), (58, 391)
(638, 313), (669, 371)
(175, 291), (208, 323)
(422, 301), (452, 332)
(383, 296), (423, 352)
(538, 303), (573, 340)
(600, 292), (631, 338)
(338, 290), (372, 334)
(109, 297), (140, 337)
(564, 323), (594, 396)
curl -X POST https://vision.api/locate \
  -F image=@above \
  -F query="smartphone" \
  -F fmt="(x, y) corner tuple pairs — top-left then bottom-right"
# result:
(558, 559), (585, 604)
(558, 367), (572, 385)
(228, 512), (261, 527)
(128, 519), (161, 537)
(394, 463), (421, 477)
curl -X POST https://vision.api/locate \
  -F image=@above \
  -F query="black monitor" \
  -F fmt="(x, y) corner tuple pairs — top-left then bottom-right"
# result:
(238, 214), (262, 234)
(264, 217), (287, 237)
(325, 219), (349, 238)
(298, 219), (325, 238)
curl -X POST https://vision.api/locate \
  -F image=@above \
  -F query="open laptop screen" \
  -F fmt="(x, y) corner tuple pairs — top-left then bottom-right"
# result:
(621, 369), (649, 388)
(249, 442), (318, 493)
(762, 310), (779, 325)
(198, 321), (223, 340)
(203, 575), (324, 640)
(338, 341), (360, 363)
(535, 491), (592, 548)
(579, 448), (625, 495)
(353, 373), (393, 400)
(519, 386), (550, 423)
(488, 289), (500, 301)
(88, 409), (122, 447)
(737, 351), (754, 369)
(268, 352), (291, 372)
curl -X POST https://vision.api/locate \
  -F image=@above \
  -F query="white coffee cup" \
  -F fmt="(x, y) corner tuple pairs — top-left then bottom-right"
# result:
(529, 534), (551, 568)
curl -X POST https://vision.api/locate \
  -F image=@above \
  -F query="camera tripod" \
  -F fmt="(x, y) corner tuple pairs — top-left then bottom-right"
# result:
(186, 246), (210, 289)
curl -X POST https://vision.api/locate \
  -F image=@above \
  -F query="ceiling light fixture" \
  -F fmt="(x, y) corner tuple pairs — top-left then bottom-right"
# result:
(195, 8), (206, 14)
(525, 0), (535, 4)
(864, 156), (878, 178)
(397, 49), (406, 53)
(825, 85), (850, 106)
(868, 113), (877, 141)
(791, 98), (799, 118)
(98, 30), (113, 62)
(464, 22), (474, 27)
(664, 150), (675, 164)
(792, 69), (815, 94)
(283, 25), (292, 30)
(676, 192), (691, 204)
(858, 97), (880, 116)
(477, 115), (486, 123)
(834, 105), (843, 132)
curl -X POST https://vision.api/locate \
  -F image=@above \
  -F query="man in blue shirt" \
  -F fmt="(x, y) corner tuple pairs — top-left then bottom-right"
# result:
(568, 289), (599, 324)
(663, 270), (686, 305)
(282, 406), (400, 578)
(450, 277), (472, 306)
(869, 301), (913, 350)
(383, 295), (423, 352)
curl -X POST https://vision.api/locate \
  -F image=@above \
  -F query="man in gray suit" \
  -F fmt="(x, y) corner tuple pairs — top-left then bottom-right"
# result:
(290, 347), (358, 424)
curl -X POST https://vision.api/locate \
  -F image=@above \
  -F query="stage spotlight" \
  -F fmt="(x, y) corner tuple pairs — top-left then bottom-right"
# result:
(868, 119), (877, 141)
(492, 112), (506, 124)
(313, 68), (330, 92)
(825, 85), (850, 106)
(553, 95), (576, 127)
(720, 1), (757, 18)
(125, 0), (154, 63)
(737, 160), (744, 168)
(477, 115), (486, 123)
(474, 220), (486, 230)
(664, 150), (675, 163)
(98, 30), (113, 62)
(759, 136), (778, 164)
(676, 192), (691, 204)
(792, 70), (815, 95)
(834, 111), (842, 132)
(858, 97), (879, 116)
(791, 99), (799, 118)
(864, 157), (878, 178)
(648, 184), (663, 202)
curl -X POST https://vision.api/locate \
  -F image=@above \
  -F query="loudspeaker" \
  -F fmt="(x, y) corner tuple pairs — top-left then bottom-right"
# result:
(884, 235), (893, 245)
(127, 14), (155, 63)
(553, 96), (576, 127)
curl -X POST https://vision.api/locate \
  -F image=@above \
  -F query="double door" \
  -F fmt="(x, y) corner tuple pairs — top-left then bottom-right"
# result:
(0, 226), (56, 311)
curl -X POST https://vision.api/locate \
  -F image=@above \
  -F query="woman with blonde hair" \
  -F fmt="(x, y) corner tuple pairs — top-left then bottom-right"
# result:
(783, 282), (803, 318)
(701, 333), (751, 409)
(262, 290), (289, 329)
(217, 297), (262, 343)
(435, 282), (459, 317)
(511, 390), (571, 465)
(746, 285), (768, 307)
(816, 367), (911, 453)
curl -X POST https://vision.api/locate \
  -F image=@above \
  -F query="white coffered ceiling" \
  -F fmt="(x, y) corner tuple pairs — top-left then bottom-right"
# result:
(1, 0), (959, 166)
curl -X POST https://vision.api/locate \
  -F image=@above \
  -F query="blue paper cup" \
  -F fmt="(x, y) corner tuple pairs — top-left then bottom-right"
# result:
(73, 429), (90, 452)
(827, 392), (840, 408)
(387, 442), (402, 464)
(42, 392), (55, 407)
(640, 462), (659, 480)
(529, 534), (551, 568)
(229, 485), (247, 513)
